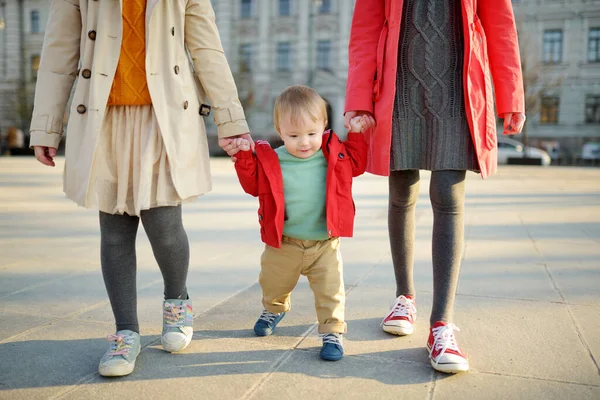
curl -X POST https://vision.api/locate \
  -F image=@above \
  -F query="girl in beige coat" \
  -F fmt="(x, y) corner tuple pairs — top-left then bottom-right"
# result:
(31, 0), (251, 377)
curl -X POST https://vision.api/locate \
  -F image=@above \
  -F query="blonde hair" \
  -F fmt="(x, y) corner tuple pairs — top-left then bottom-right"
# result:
(273, 85), (328, 133)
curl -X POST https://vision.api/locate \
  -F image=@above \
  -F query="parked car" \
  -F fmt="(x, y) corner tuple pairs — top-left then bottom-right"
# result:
(497, 137), (551, 166)
(581, 142), (600, 161)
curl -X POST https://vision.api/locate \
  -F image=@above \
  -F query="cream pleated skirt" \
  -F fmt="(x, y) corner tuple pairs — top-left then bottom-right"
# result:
(89, 105), (196, 216)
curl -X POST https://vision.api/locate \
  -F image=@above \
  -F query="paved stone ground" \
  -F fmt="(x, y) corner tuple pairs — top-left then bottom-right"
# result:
(0, 157), (599, 400)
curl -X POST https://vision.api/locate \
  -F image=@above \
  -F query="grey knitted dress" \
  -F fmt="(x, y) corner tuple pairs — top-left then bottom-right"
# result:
(391, 0), (479, 172)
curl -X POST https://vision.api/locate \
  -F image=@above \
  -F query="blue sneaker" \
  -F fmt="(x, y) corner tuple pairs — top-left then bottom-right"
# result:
(320, 333), (344, 361)
(253, 310), (286, 336)
(161, 299), (194, 353)
(98, 330), (141, 377)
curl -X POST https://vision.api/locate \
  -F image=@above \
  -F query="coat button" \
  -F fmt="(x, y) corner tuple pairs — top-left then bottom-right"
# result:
(81, 69), (91, 79)
(259, 214), (263, 221)
(88, 30), (96, 40)
(171, 27), (175, 36)
(174, 65), (179, 74)
(76, 104), (87, 114)
(338, 152), (345, 159)
(328, 230), (332, 236)
(183, 101), (189, 110)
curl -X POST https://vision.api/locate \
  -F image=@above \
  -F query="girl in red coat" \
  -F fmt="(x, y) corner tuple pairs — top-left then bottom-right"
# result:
(231, 86), (367, 361)
(345, 0), (526, 373)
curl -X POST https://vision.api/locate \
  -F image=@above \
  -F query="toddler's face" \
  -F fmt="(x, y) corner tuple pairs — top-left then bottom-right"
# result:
(277, 112), (326, 159)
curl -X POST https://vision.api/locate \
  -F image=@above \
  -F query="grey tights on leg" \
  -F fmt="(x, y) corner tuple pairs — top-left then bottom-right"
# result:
(99, 205), (190, 333)
(388, 170), (466, 325)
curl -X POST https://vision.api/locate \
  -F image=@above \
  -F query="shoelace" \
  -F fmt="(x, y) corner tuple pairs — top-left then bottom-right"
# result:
(430, 324), (461, 365)
(385, 295), (416, 321)
(164, 302), (186, 328)
(106, 333), (134, 356)
(258, 310), (280, 324)
(320, 333), (343, 346)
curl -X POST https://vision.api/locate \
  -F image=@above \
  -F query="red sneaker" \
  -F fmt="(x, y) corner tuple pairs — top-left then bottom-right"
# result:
(381, 295), (416, 335)
(427, 321), (469, 373)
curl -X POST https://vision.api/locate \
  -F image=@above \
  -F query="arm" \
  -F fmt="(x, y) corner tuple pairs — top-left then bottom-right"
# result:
(345, 0), (386, 114)
(343, 133), (368, 178)
(477, 0), (525, 117)
(234, 150), (259, 197)
(185, 0), (250, 139)
(30, 0), (81, 151)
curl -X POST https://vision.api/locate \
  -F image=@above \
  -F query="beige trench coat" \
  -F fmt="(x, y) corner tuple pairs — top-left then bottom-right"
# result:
(30, 0), (249, 206)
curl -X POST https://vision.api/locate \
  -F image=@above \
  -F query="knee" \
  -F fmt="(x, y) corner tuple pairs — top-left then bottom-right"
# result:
(101, 229), (136, 247)
(389, 172), (420, 210)
(429, 184), (463, 214)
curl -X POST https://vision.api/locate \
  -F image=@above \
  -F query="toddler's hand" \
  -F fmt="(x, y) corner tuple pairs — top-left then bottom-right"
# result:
(228, 138), (251, 160)
(233, 138), (251, 152)
(348, 115), (367, 133)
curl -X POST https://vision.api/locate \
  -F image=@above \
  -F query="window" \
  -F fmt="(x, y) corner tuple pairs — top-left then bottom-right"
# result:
(240, 0), (252, 18)
(540, 96), (560, 124)
(239, 43), (253, 72)
(277, 42), (291, 72)
(319, 0), (332, 13)
(588, 28), (600, 63)
(543, 29), (563, 64)
(317, 40), (332, 71)
(279, 0), (291, 16)
(585, 95), (600, 124)
(30, 10), (40, 34)
(31, 54), (40, 81)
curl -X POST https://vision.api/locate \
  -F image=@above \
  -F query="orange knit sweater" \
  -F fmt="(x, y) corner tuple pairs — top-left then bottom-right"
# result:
(107, 0), (152, 106)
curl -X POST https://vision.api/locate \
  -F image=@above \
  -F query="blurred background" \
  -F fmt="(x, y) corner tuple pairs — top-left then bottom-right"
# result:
(0, 0), (598, 165)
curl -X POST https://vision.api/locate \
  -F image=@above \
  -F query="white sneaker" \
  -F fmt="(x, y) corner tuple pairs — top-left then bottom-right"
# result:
(161, 299), (193, 352)
(381, 295), (417, 335)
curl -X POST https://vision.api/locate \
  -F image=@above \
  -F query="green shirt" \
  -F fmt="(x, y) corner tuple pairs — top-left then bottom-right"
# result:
(275, 147), (329, 240)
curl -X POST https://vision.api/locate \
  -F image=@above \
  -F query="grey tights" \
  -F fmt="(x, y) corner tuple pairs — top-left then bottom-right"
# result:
(388, 170), (466, 325)
(99, 205), (190, 333)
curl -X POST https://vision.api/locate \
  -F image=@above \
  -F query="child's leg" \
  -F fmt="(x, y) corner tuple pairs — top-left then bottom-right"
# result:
(259, 240), (303, 313)
(304, 238), (346, 334)
(388, 169), (420, 298)
(140, 205), (189, 300)
(99, 211), (140, 333)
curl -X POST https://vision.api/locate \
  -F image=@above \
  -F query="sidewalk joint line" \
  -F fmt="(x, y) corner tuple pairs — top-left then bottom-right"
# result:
(478, 370), (600, 387)
(542, 263), (600, 376)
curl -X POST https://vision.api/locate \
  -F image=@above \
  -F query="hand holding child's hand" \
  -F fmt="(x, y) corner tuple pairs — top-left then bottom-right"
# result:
(232, 138), (251, 152)
(348, 115), (368, 133)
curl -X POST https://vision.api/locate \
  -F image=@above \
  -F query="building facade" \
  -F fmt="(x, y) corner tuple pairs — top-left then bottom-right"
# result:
(0, 0), (48, 135)
(511, 0), (600, 159)
(210, 0), (354, 139)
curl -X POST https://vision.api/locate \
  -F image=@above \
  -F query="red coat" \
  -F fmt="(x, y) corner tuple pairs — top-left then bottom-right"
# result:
(345, 0), (525, 179)
(234, 131), (368, 248)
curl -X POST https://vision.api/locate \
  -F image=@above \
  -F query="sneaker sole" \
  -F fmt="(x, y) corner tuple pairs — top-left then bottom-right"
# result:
(98, 362), (136, 377)
(254, 328), (273, 337)
(430, 359), (469, 374)
(320, 353), (344, 361)
(382, 323), (414, 336)
(162, 335), (192, 353)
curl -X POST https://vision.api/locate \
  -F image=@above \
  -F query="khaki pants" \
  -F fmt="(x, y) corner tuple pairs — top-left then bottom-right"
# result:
(259, 236), (346, 334)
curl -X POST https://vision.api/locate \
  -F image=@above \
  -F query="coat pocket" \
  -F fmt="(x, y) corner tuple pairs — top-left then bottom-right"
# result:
(372, 20), (389, 102)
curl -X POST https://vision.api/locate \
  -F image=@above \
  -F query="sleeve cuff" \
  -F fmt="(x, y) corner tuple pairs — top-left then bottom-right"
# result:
(235, 149), (253, 160)
(217, 119), (250, 139)
(346, 132), (365, 141)
(29, 131), (62, 149)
